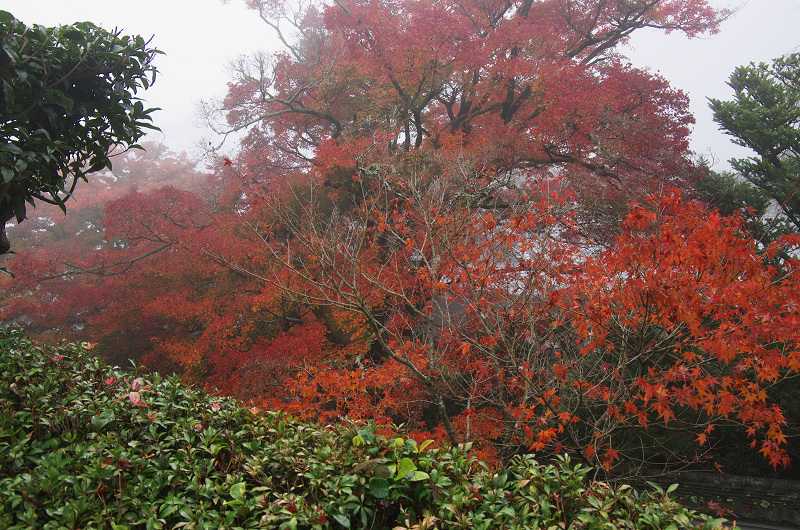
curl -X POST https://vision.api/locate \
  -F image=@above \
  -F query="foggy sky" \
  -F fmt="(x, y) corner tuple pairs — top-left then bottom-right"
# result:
(7, 0), (800, 170)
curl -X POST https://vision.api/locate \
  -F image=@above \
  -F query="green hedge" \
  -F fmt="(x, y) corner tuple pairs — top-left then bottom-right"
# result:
(0, 328), (731, 529)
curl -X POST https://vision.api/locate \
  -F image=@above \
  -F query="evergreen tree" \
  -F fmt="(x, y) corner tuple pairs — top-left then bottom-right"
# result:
(708, 53), (800, 241)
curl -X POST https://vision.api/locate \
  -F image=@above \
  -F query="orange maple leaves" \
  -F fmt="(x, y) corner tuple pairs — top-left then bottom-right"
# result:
(566, 191), (800, 468)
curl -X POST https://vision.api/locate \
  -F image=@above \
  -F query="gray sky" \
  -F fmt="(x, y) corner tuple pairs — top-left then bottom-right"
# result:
(6, 0), (800, 170)
(625, 0), (800, 170)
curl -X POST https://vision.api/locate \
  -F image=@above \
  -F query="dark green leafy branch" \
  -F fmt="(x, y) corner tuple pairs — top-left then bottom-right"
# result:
(0, 10), (161, 255)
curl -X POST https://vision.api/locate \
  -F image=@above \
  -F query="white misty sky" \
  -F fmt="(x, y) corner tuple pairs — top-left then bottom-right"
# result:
(625, 0), (800, 170)
(5, 0), (800, 170)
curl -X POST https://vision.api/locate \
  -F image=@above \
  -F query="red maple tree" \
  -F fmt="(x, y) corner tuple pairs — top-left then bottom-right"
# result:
(9, 0), (797, 476)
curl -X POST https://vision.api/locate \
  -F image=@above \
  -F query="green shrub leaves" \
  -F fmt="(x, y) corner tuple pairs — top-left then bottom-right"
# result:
(0, 328), (731, 528)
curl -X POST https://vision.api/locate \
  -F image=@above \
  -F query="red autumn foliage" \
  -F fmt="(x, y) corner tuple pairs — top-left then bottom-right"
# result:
(6, 0), (798, 478)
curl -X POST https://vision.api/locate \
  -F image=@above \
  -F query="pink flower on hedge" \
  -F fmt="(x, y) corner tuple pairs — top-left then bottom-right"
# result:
(128, 391), (148, 407)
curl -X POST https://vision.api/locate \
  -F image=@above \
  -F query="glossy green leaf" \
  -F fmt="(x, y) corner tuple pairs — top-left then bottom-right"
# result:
(368, 477), (389, 499)
(395, 458), (416, 480)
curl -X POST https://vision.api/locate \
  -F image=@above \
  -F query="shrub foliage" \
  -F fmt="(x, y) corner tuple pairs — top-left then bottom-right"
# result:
(0, 328), (730, 529)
